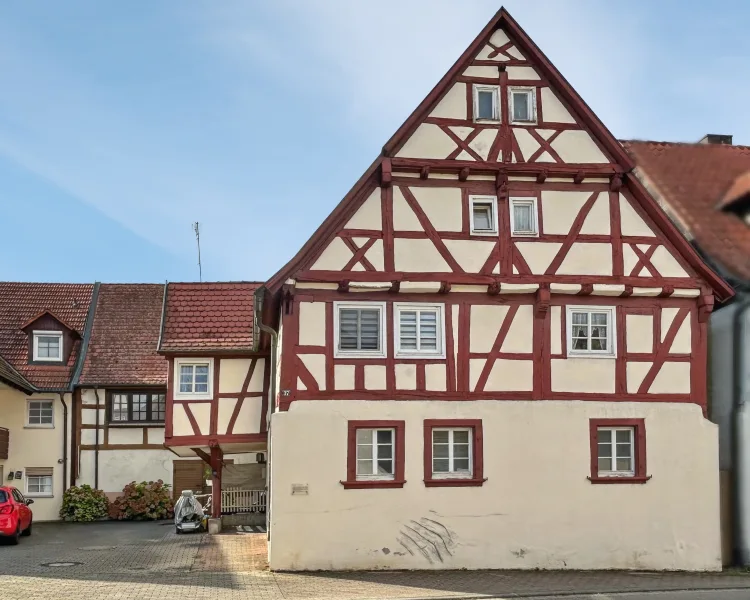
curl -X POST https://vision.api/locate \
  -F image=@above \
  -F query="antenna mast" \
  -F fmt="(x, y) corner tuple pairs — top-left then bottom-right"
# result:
(193, 222), (202, 282)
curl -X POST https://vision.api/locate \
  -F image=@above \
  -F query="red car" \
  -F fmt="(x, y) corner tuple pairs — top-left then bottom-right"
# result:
(0, 486), (33, 544)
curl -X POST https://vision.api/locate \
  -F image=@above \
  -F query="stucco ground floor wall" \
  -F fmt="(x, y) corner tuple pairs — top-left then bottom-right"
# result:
(0, 387), (72, 521)
(269, 400), (721, 572)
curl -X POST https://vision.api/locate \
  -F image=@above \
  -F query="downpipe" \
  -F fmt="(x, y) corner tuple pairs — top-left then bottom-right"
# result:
(732, 296), (750, 565)
(94, 387), (101, 489)
(59, 393), (68, 498)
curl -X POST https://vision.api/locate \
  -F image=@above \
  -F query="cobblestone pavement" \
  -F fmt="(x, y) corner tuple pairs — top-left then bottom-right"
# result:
(3, 522), (750, 599)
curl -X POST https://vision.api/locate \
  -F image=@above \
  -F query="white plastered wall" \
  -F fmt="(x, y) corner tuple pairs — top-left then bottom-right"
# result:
(269, 400), (720, 571)
(0, 387), (72, 521)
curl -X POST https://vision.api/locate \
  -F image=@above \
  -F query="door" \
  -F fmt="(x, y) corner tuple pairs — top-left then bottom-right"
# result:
(172, 461), (206, 501)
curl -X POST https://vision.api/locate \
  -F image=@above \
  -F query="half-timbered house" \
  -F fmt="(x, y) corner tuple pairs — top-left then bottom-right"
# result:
(252, 8), (734, 571)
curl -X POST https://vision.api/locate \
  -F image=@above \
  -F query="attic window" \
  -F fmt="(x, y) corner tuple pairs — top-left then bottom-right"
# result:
(473, 85), (500, 122)
(33, 331), (63, 362)
(509, 87), (536, 124)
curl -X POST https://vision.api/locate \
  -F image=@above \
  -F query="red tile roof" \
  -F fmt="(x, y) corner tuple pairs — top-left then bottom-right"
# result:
(160, 282), (261, 352)
(0, 283), (94, 390)
(623, 140), (750, 283)
(79, 284), (167, 386)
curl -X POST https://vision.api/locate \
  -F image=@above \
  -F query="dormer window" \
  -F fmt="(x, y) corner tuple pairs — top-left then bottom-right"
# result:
(33, 331), (63, 362)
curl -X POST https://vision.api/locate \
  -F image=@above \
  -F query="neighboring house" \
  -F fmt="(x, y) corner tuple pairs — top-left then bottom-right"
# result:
(623, 138), (750, 564)
(240, 8), (734, 571)
(160, 283), (270, 516)
(0, 283), (95, 521)
(74, 283), (170, 500)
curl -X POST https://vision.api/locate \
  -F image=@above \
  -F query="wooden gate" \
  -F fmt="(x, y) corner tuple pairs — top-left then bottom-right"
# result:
(172, 460), (206, 501)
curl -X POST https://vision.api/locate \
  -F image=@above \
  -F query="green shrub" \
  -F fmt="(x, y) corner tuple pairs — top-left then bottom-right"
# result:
(59, 485), (110, 522)
(108, 480), (174, 521)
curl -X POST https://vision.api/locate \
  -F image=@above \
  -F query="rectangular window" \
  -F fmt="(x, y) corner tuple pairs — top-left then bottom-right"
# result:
(109, 391), (167, 424)
(469, 195), (499, 235)
(343, 420), (405, 489)
(395, 303), (445, 358)
(32, 331), (63, 362)
(566, 306), (616, 357)
(25, 468), (53, 497)
(510, 197), (539, 237)
(334, 302), (386, 358)
(356, 429), (394, 480)
(424, 419), (485, 487)
(432, 428), (472, 477)
(509, 87), (536, 124)
(589, 419), (648, 484)
(26, 399), (54, 427)
(473, 85), (500, 122)
(174, 358), (213, 399)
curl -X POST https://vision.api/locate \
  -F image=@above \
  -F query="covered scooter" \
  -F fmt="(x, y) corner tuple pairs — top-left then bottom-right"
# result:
(174, 490), (206, 534)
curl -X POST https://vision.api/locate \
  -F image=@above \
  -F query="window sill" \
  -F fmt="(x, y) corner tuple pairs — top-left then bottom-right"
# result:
(340, 479), (406, 490)
(25, 494), (53, 498)
(424, 477), (487, 488)
(24, 425), (54, 429)
(588, 475), (651, 485)
(566, 354), (617, 360)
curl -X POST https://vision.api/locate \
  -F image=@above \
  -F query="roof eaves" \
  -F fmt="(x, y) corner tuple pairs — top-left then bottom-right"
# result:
(0, 356), (37, 394)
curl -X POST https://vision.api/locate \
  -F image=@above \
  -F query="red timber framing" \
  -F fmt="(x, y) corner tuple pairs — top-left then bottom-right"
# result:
(277, 291), (710, 414)
(164, 354), (270, 448)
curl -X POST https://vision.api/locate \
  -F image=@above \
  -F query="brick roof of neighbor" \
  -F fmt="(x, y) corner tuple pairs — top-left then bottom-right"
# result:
(0, 283), (94, 390)
(622, 140), (750, 283)
(160, 282), (261, 352)
(79, 284), (166, 386)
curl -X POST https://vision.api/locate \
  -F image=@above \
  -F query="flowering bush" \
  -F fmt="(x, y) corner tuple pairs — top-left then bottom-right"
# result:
(108, 480), (174, 521)
(59, 485), (110, 522)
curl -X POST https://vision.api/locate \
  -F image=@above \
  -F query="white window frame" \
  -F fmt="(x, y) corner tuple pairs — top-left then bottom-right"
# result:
(394, 303), (445, 359)
(25, 471), (54, 497)
(508, 86), (537, 125)
(597, 427), (635, 478)
(26, 398), (55, 428)
(509, 196), (539, 237)
(469, 195), (499, 236)
(355, 428), (396, 481)
(174, 357), (214, 400)
(431, 427), (473, 479)
(32, 330), (63, 362)
(473, 84), (501, 123)
(333, 301), (387, 359)
(566, 306), (616, 358)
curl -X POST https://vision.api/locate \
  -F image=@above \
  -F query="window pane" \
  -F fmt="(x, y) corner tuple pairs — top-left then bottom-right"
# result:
(377, 459), (393, 475)
(572, 312), (588, 325)
(477, 90), (495, 119)
(359, 310), (380, 350)
(376, 430), (392, 444)
(433, 458), (450, 473)
(616, 443), (632, 459)
(378, 443), (393, 460)
(356, 429), (371, 445)
(512, 92), (530, 121)
(433, 430), (449, 444)
(591, 313), (608, 325)
(513, 204), (533, 232)
(616, 458), (632, 472)
(572, 338), (588, 350)
(419, 311), (438, 350)
(453, 430), (469, 444)
(339, 309), (359, 350)
(615, 429), (631, 444)
(453, 444), (469, 459)
(433, 443), (449, 458)
(453, 458), (470, 472)
(356, 459), (372, 475)
(591, 338), (607, 351)
(598, 457), (612, 472)
(151, 394), (166, 421)
(473, 205), (492, 231)
(597, 429), (611, 444)
(357, 444), (373, 460)
(399, 311), (418, 350)
(597, 442), (612, 459)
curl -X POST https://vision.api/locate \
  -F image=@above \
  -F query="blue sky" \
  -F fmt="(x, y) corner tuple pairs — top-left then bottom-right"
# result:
(0, 0), (747, 283)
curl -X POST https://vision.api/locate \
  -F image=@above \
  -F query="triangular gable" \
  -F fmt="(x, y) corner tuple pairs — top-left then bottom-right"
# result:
(20, 310), (79, 335)
(265, 8), (733, 301)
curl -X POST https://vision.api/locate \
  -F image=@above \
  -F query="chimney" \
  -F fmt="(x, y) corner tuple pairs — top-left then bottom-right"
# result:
(699, 134), (733, 145)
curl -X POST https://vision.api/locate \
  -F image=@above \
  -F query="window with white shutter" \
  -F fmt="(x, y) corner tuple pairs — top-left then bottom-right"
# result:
(334, 302), (386, 358)
(395, 303), (445, 358)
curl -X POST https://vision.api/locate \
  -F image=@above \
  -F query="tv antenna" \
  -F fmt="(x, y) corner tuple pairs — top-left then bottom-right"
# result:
(193, 222), (202, 282)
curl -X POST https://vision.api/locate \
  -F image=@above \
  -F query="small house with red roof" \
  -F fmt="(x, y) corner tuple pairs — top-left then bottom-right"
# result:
(0, 282), (95, 521)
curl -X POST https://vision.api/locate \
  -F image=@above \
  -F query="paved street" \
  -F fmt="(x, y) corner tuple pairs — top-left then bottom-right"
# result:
(2, 522), (750, 599)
